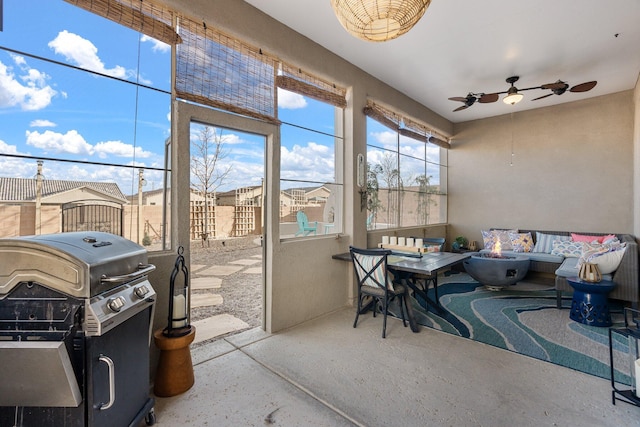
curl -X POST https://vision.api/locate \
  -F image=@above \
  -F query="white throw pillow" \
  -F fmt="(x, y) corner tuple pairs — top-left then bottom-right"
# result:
(591, 247), (626, 274)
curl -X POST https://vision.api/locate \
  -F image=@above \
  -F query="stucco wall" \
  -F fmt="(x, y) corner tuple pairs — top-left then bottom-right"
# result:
(448, 91), (634, 245)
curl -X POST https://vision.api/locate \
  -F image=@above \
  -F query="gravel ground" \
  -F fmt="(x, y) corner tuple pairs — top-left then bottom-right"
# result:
(189, 236), (263, 338)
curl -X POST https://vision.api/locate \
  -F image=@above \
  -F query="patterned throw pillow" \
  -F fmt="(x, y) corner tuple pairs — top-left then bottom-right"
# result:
(533, 232), (570, 253)
(482, 229), (517, 250)
(550, 240), (584, 257)
(493, 229), (517, 251)
(481, 230), (497, 250)
(509, 232), (534, 253)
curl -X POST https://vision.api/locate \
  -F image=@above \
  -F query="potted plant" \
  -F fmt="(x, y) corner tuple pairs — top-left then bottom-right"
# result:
(452, 236), (468, 251)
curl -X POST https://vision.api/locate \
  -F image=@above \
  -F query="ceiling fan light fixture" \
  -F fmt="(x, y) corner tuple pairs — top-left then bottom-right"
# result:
(503, 87), (524, 105)
(330, 0), (432, 42)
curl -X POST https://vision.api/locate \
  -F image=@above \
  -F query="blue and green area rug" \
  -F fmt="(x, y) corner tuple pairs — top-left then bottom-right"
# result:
(391, 273), (631, 384)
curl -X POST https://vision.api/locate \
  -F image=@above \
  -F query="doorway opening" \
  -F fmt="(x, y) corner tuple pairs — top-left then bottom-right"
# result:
(187, 120), (266, 345)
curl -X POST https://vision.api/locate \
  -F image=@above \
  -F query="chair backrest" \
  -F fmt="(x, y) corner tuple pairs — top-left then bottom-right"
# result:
(296, 210), (309, 227)
(350, 247), (394, 291)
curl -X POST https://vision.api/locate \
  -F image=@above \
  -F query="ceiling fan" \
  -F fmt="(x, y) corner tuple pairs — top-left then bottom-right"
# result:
(448, 76), (597, 112)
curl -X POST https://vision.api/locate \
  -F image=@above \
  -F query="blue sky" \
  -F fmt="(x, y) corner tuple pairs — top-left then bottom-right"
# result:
(0, 1), (437, 197)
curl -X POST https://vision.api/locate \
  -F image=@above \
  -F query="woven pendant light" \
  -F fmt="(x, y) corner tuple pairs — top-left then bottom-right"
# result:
(330, 0), (432, 42)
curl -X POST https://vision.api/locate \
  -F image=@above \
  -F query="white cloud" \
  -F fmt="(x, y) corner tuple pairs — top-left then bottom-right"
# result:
(141, 35), (170, 53)
(221, 133), (243, 145)
(24, 128), (156, 161)
(370, 130), (397, 148)
(0, 139), (19, 154)
(281, 142), (333, 182)
(48, 30), (127, 79)
(0, 57), (57, 111)
(12, 56), (26, 66)
(25, 129), (94, 156)
(94, 140), (153, 159)
(30, 119), (57, 128)
(278, 88), (307, 109)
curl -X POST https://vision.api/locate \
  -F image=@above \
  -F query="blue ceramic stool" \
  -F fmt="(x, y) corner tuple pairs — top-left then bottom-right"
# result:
(567, 277), (616, 327)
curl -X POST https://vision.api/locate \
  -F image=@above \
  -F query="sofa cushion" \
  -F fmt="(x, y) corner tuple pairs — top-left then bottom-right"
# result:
(551, 240), (583, 257)
(555, 257), (613, 280)
(583, 247), (627, 274)
(478, 249), (564, 264)
(571, 233), (614, 244)
(509, 232), (534, 253)
(555, 257), (578, 277)
(533, 232), (570, 253)
(482, 229), (517, 251)
(481, 230), (497, 250)
(525, 252), (565, 264)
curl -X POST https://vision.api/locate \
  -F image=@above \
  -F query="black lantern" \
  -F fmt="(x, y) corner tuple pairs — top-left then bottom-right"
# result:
(164, 246), (191, 337)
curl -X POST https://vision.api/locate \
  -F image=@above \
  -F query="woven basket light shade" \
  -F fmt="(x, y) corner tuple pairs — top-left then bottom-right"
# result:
(330, 0), (431, 42)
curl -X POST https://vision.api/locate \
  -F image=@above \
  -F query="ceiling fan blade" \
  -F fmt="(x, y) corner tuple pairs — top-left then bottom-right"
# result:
(540, 82), (567, 90)
(570, 81), (597, 92)
(478, 93), (499, 103)
(448, 97), (467, 102)
(531, 93), (554, 101)
(453, 105), (469, 112)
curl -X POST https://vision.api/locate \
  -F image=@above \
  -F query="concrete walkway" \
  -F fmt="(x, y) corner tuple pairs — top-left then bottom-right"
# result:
(189, 258), (258, 345)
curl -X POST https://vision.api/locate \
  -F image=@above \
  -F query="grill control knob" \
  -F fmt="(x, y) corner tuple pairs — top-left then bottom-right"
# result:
(107, 296), (126, 313)
(134, 284), (150, 299)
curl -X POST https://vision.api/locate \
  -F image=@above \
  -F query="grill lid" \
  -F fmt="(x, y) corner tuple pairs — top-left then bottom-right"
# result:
(0, 232), (149, 298)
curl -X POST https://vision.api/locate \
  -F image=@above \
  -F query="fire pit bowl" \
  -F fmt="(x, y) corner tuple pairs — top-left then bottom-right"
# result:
(463, 253), (530, 291)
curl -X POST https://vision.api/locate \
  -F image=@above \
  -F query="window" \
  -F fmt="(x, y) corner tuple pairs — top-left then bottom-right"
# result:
(0, 0), (171, 249)
(366, 112), (447, 230)
(278, 91), (344, 238)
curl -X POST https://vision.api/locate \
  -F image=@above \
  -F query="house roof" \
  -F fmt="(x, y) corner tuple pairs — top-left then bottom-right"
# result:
(0, 177), (127, 203)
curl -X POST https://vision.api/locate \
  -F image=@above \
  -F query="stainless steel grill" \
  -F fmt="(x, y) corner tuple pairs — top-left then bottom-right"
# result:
(0, 231), (157, 427)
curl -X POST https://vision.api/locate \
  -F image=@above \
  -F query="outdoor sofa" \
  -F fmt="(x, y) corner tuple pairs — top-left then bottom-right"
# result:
(478, 229), (638, 308)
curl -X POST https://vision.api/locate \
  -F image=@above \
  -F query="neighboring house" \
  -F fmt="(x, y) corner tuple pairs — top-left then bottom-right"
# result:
(133, 187), (165, 206)
(126, 188), (207, 206)
(0, 177), (127, 205)
(216, 185), (263, 206)
(0, 177), (128, 237)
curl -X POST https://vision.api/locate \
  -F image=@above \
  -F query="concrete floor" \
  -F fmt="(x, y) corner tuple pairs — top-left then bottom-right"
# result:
(153, 307), (639, 426)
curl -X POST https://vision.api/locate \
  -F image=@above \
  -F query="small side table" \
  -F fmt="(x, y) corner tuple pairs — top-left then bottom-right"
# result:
(567, 277), (616, 327)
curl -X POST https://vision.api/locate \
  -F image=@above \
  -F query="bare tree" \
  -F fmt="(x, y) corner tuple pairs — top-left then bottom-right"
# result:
(190, 126), (233, 238)
(414, 174), (433, 225)
(366, 162), (383, 229)
(379, 153), (401, 227)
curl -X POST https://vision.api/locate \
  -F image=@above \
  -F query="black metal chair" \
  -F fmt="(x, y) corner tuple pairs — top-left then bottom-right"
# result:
(350, 246), (407, 338)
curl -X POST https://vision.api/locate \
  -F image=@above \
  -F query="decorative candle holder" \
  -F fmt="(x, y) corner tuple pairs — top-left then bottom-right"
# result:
(164, 246), (191, 337)
(578, 262), (602, 283)
(154, 246), (195, 397)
